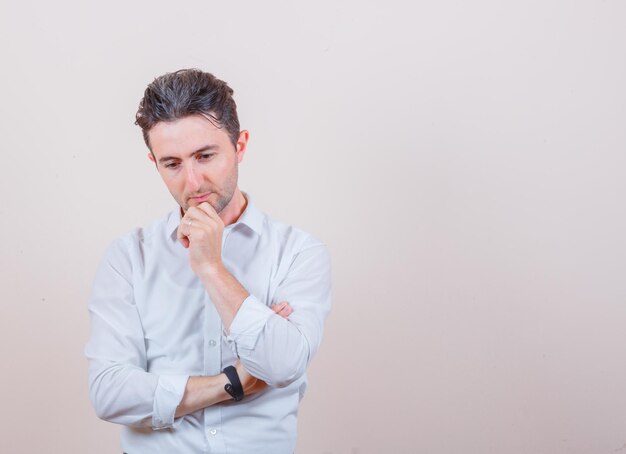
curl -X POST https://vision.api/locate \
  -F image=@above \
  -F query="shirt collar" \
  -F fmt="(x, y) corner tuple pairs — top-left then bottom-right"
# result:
(166, 191), (264, 241)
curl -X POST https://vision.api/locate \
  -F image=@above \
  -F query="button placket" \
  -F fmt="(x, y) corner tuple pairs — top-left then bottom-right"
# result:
(203, 286), (225, 452)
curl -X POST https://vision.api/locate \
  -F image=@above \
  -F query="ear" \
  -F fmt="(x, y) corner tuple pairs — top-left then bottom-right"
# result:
(235, 130), (249, 164)
(147, 152), (157, 167)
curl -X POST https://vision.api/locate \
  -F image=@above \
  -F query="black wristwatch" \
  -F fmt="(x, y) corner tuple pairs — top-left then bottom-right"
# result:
(222, 365), (244, 401)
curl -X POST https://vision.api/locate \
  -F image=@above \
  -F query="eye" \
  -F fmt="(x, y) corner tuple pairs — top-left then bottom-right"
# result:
(198, 153), (214, 160)
(164, 162), (180, 169)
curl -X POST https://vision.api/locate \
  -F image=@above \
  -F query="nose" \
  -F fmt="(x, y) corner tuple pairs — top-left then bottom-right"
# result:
(184, 163), (202, 192)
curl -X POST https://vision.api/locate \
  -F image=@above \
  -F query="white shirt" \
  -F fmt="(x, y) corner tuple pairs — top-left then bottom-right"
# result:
(85, 194), (331, 454)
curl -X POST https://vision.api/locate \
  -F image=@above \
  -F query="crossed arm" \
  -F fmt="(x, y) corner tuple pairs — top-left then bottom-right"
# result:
(86, 202), (329, 428)
(174, 302), (292, 418)
(172, 203), (297, 417)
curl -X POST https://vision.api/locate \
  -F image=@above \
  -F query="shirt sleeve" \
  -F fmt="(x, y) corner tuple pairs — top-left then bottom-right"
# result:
(85, 238), (189, 429)
(227, 240), (332, 388)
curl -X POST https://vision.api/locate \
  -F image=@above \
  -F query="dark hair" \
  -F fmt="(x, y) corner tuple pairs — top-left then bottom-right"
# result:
(135, 68), (240, 149)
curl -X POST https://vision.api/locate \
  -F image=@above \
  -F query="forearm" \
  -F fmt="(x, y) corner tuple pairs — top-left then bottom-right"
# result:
(174, 375), (230, 418)
(182, 277), (307, 387)
(175, 362), (267, 417)
(193, 236), (330, 387)
(197, 268), (310, 386)
(198, 264), (249, 331)
(90, 362), (264, 426)
(226, 244), (331, 387)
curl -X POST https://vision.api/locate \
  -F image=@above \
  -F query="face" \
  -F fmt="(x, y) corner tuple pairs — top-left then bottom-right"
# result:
(147, 114), (248, 213)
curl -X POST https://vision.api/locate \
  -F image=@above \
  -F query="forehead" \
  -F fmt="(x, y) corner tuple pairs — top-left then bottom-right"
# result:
(148, 115), (232, 159)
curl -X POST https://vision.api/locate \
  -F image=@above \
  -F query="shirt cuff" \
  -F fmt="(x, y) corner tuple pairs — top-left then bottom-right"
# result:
(152, 374), (189, 430)
(228, 294), (274, 352)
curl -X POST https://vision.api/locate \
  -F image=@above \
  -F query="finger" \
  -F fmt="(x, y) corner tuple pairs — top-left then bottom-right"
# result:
(179, 207), (213, 243)
(275, 305), (291, 319)
(271, 302), (287, 313)
(195, 201), (218, 217)
(195, 202), (223, 225)
(278, 306), (291, 319)
(183, 225), (211, 245)
(176, 225), (190, 248)
(177, 222), (204, 246)
(183, 206), (214, 228)
(177, 215), (193, 238)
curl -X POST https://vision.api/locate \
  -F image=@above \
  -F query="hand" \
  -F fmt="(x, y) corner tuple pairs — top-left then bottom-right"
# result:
(177, 202), (224, 276)
(271, 300), (293, 319)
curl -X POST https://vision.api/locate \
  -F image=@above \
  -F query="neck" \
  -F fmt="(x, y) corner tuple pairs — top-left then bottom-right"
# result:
(219, 188), (247, 226)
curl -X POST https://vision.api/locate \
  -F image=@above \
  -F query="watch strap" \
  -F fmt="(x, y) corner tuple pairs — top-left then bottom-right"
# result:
(223, 365), (244, 401)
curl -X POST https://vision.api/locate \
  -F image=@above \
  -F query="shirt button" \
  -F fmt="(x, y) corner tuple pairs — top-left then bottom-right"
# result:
(209, 428), (218, 436)
(208, 339), (217, 347)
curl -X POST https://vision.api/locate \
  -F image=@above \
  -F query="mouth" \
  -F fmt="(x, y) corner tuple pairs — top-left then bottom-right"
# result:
(189, 193), (211, 203)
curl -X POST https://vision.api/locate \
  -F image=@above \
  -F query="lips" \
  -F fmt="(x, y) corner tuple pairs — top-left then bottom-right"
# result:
(189, 193), (211, 203)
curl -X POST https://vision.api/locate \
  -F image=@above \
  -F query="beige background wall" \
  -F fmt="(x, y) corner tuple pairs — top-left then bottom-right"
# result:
(1, 1), (625, 453)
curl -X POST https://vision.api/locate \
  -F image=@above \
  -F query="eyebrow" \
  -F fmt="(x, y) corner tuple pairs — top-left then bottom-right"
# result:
(158, 144), (218, 164)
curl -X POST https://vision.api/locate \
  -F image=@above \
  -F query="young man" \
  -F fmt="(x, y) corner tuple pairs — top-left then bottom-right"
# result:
(85, 69), (331, 453)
